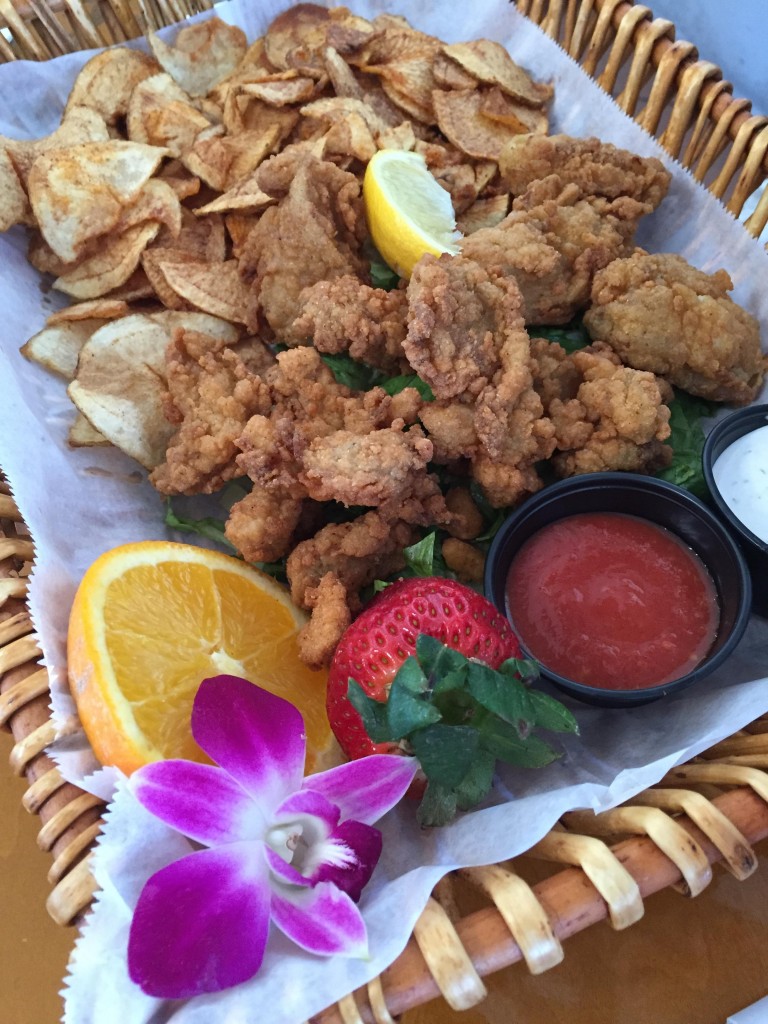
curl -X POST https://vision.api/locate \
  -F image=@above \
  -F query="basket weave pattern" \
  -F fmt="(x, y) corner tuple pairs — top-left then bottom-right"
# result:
(1, 1), (768, 1021)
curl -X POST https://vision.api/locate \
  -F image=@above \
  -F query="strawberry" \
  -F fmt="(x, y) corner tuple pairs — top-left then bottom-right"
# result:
(326, 578), (578, 826)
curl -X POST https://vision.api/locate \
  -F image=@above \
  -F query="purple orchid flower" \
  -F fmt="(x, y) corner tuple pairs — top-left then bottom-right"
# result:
(127, 674), (417, 999)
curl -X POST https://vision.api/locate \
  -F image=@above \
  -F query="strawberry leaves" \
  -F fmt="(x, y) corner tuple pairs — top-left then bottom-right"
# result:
(347, 635), (579, 826)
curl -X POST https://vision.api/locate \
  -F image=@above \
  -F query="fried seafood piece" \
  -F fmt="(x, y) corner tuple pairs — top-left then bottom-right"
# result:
(287, 511), (418, 667)
(529, 335), (583, 407)
(287, 274), (409, 372)
(240, 153), (368, 339)
(150, 329), (272, 496)
(405, 253), (530, 399)
(461, 180), (642, 324)
(499, 134), (671, 211)
(583, 252), (766, 405)
(547, 345), (673, 477)
(298, 425), (450, 524)
(224, 486), (304, 564)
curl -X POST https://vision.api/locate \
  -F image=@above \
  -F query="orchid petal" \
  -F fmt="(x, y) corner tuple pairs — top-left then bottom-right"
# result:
(128, 842), (270, 998)
(270, 880), (369, 958)
(192, 676), (305, 809)
(274, 788), (340, 830)
(314, 820), (382, 902)
(264, 845), (310, 887)
(132, 761), (266, 847)
(305, 755), (418, 824)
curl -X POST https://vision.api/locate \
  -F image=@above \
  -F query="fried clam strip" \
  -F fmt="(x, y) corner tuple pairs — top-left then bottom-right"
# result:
(498, 133), (671, 210)
(287, 274), (409, 373)
(531, 340), (673, 477)
(150, 327), (274, 495)
(287, 511), (418, 669)
(406, 252), (555, 508)
(583, 252), (767, 405)
(239, 150), (369, 338)
(460, 179), (645, 325)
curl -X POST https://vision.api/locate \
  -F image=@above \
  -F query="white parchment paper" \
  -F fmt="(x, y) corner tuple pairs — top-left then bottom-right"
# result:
(0, 1), (766, 1021)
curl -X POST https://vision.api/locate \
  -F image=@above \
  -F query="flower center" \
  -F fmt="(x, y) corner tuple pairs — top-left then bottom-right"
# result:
(266, 823), (304, 865)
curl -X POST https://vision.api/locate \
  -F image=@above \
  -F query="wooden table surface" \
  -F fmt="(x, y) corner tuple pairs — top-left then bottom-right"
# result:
(2, 727), (767, 1024)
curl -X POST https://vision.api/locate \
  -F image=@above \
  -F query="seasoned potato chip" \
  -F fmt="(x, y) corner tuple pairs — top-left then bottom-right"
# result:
(46, 299), (130, 325)
(241, 77), (317, 106)
(148, 18), (248, 98)
(54, 222), (160, 299)
(157, 160), (201, 201)
(376, 122), (417, 151)
(117, 179), (182, 239)
(4, 106), (110, 189)
(354, 28), (441, 122)
(380, 78), (432, 124)
(433, 53), (478, 91)
(193, 169), (274, 216)
(156, 208), (227, 262)
(457, 194), (509, 234)
(28, 140), (168, 262)
(143, 100), (211, 157)
(147, 309), (241, 344)
(442, 40), (552, 106)
(479, 86), (549, 134)
(323, 113), (376, 163)
(221, 126), (283, 188)
(158, 259), (250, 324)
(21, 318), (106, 378)
(101, 268), (155, 302)
(433, 88), (536, 160)
(265, 4), (373, 72)
(300, 96), (390, 137)
(141, 247), (199, 310)
(0, 147), (30, 231)
(181, 131), (232, 191)
(68, 314), (177, 469)
(27, 232), (75, 276)
(225, 213), (258, 257)
(64, 48), (160, 125)
(126, 73), (192, 145)
(68, 412), (110, 448)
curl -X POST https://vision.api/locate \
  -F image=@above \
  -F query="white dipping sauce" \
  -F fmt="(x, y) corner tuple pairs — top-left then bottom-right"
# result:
(713, 424), (768, 544)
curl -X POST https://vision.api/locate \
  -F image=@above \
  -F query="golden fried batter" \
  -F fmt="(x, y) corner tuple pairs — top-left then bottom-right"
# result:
(583, 252), (766, 405)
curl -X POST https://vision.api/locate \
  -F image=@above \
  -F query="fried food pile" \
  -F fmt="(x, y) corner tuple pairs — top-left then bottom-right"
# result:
(4, 6), (766, 668)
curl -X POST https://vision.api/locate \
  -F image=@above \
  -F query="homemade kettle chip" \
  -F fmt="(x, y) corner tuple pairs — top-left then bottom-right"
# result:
(147, 18), (248, 97)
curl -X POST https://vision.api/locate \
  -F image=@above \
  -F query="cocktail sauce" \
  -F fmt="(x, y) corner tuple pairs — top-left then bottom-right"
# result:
(505, 512), (719, 690)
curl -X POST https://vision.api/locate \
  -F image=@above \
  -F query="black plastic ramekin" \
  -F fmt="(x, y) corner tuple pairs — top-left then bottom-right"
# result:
(484, 473), (752, 708)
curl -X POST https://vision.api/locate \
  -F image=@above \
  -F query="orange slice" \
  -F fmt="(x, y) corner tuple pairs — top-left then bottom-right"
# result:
(67, 541), (334, 775)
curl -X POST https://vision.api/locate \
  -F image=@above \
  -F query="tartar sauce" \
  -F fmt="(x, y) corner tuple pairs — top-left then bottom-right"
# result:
(713, 424), (768, 544)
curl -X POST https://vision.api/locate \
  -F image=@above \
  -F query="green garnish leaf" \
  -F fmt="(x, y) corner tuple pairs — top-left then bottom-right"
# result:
(381, 373), (435, 400)
(410, 724), (479, 788)
(533, 316), (590, 353)
(370, 258), (400, 291)
(467, 661), (535, 735)
(656, 389), (717, 498)
(346, 680), (391, 743)
(416, 634), (467, 697)
(403, 532), (437, 576)
(478, 718), (561, 767)
(164, 499), (237, 553)
(454, 751), (496, 811)
(418, 781), (457, 828)
(526, 688), (580, 734)
(320, 353), (385, 391)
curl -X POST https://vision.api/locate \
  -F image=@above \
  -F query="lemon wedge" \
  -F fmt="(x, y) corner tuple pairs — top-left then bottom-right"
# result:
(363, 150), (462, 279)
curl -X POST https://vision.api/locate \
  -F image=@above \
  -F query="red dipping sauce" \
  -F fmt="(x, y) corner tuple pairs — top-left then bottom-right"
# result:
(505, 512), (720, 690)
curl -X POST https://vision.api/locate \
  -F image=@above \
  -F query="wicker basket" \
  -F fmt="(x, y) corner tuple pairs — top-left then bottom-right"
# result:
(1, 1), (768, 1021)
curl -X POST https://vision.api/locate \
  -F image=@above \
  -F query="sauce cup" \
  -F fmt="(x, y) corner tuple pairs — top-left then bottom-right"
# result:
(702, 404), (768, 618)
(484, 473), (752, 708)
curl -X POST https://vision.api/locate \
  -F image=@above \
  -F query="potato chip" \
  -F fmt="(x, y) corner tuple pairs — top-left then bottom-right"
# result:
(142, 100), (211, 157)
(156, 208), (227, 262)
(117, 179), (182, 239)
(225, 213), (258, 258)
(21, 318), (105, 378)
(141, 247), (199, 310)
(380, 78), (432, 124)
(158, 259), (251, 324)
(433, 53), (478, 91)
(157, 160), (201, 201)
(28, 140), (168, 262)
(240, 77), (316, 106)
(457, 194), (509, 234)
(323, 113), (376, 163)
(0, 147), (30, 231)
(64, 48), (160, 125)
(101, 268), (155, 302)
(46, 299), (130, 325)
(4, 106), (110, 189)
(68, 314), (178, 469)
(27, 232), (75, 276)
(148, 18), (248, 98)
(432, 88), (534, 160)
(442, 40), (552, 106)
(354, 29), (440, 122)
(54, 222), (160, 300)
(181, 131), (232, 192)
(265, 4), (373, 72)
(323, 46), (364, 99)
(68, 412), (110, 448)
(479, 87), (549, 134)
(299, 96), (390, 137)
(220, 126), (283, 188)
(193, 169), (274, 216)
(376, 122), (417, 151)
(147, 310), (241, 345)
(126, 73), (192, 145)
